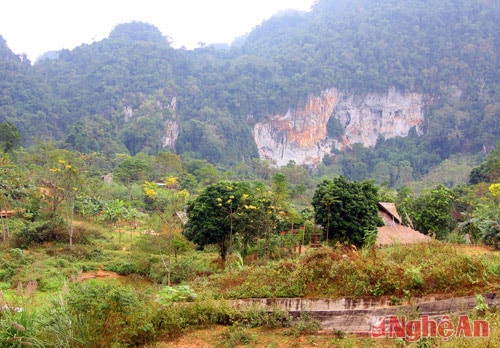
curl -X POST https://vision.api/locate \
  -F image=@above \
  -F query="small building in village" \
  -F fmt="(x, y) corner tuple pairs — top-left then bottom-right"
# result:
(375, 202), (433, 246)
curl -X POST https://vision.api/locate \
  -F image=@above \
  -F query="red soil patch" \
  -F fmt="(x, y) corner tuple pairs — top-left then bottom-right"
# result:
(79, 269), (126, 281)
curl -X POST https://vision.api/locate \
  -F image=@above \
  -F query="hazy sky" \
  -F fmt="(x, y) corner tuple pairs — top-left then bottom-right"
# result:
(0, 0), (314, 61)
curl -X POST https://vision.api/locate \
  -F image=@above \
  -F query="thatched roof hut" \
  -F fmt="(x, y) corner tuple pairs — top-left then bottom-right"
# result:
(376, 202), (433, 246)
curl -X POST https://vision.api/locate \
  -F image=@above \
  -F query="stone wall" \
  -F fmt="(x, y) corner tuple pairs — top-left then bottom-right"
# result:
(232, 293), (499, 335)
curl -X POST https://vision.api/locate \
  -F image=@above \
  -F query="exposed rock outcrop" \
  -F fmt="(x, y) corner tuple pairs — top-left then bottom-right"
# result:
(162, 96), (179, 148)
(162, 118), (178, 148)
(253, 88), (425, 167)
(122, 94), (179, 149)
(253, 88), (339, 167)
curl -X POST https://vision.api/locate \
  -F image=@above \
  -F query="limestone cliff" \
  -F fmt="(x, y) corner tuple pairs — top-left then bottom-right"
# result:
(161, 96), (179, 148)
(122, 94), (179, 149)
(253, 89), (340, 167)
(253, 88), (424, 167)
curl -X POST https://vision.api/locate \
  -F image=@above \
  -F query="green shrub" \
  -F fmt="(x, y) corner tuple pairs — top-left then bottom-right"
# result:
(62, 280), (158, 346)
(171, 258), (200, 283)
(106, 261), (138, 275)
(217, 323), (255, 348)
(71, 224), (103, 244)
(149, 257), (199, 284)
(285, 313), (321, 337)
(0, 249), (31, 282)
(156, 285), (197, 305)
(37, 291), (157, 347)
(11, 217), (104, 249)
(243, 308), (292, 329)
(152, 300), (223, 339)
(35, 294), (90, 347)
(12, 217), (68, 248)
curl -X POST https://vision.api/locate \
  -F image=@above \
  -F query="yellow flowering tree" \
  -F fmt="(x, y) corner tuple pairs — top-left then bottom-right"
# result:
(47, 159), (83, 248)
(143, 179), (190, 285)
(489, 183), (500, 198)
(183, 181), (263, 266)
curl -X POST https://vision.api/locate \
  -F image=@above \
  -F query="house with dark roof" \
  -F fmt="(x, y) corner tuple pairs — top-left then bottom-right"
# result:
(376, 202), (433, 246)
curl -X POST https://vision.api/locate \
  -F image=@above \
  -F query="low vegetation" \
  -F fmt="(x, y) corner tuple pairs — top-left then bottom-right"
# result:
(0, 139), (499, 346)
(1, 224), (499, 347)
(195, 243), (500, 300)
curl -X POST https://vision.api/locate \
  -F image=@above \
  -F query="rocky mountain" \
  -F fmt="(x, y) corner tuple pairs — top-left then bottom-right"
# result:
(254, 88), (424, 166)
(0, 0), (498, 184)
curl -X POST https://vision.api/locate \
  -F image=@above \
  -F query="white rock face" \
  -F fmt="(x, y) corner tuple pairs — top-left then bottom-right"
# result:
(162, 96), (179, 148)
(162, 118), (179, 147)
(253, 88), (424, 167)
(253, 88), (339, 167)
(123, 95), (179, 150)
(334, 88), (424, 148)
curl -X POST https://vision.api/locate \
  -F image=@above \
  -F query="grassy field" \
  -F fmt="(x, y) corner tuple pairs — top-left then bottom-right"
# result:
(1, 220), (499, 347)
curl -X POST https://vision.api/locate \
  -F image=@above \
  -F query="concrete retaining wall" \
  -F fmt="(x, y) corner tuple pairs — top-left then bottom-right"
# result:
(232, 292), (499, 334)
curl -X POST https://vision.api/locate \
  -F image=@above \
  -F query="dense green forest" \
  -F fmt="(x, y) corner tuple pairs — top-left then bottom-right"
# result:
(0, 0), (499, 187)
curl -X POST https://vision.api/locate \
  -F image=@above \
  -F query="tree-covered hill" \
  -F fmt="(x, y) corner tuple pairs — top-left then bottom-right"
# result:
(0, 36), (61, 141)
(243, 0), (499, 94)
(0, 0), (498, 179)
(240, 0), (499, 159)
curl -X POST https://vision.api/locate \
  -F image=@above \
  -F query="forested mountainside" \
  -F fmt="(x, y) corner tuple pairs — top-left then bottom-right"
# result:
(0, 0), (499, 186)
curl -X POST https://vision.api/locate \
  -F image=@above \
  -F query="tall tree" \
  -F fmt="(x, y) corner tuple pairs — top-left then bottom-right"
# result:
(0, 122), (21, 153)
(145, 181), (189, 285)
(469, 142), (500, 184)
(312, 176), (381, 247)
(46, 157), (85, 247)
(58, 159), (81, 248)
(183, 181), (261, 265)
(409, 185), (457, 239)
(102, 199), (126, 245)
(113, 154), (151, 199)
(267, 173), (290, 255)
